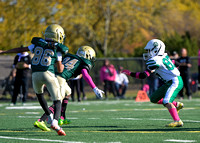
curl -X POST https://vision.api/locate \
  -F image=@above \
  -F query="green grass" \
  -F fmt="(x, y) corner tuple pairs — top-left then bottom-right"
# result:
(0, 99), (199, 143)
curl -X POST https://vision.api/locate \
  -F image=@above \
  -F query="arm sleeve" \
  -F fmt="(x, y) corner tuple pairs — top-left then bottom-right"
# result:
(28, 44), (35, 53)
(81, 68), (96, 89)
(57, 52), (62, 61)
(130, 70), (151, 79)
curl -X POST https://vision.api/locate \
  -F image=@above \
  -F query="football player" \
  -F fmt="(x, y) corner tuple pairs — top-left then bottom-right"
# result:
(0, 24), (68, 135)
(34, 46), (104, 131)
(123, 39), (184, 127)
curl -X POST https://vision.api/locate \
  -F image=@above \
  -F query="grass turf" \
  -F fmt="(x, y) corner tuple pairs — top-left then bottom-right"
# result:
(0, 99), (199, 143)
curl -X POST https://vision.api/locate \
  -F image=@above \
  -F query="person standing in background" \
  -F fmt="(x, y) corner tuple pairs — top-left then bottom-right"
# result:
(10, 51), (31, 105)
(177, 48), (192, 100)
(198, 49), (200, 88)
(69, 75), (82, 102)
(100, 59), (117, 99)
(115, 66), (129, 99)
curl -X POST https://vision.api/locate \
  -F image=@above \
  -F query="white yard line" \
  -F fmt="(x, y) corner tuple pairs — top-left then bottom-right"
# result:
(0, 136), (84, 143)
(6, 106), (42, 109)
(164, 139), (197, 142)
(115, 118), (142, 120)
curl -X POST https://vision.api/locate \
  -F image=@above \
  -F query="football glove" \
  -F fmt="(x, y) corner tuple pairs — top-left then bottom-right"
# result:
(122, 69), (131, 76)
(93, 87), (104, 99)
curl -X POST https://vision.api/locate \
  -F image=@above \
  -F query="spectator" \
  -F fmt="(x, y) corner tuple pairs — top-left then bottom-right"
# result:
(198, 49), (200, 86)
(2, 69), (16, 97)
(100, 59), (117, 99)
(177, 48), (192, 100)
(172, 51), (179, 60)
(80, 77), (87, 100)
(10, 51), (31, 105)
(69, 75), (82, 102)
(115, 66), (129, 99)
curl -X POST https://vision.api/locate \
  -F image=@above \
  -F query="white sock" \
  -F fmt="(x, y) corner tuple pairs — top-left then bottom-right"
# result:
(52, 119), (61, 130)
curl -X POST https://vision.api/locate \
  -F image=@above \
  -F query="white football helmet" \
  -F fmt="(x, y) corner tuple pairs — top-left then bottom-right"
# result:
(143, 39), (165, 60)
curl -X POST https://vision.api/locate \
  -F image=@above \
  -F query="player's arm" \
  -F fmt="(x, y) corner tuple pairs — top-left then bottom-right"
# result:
(56, 52), (64, 73)
(0, 47), (29, 54)
(122, 69), (151, 79)
(81, 68), (104, 98)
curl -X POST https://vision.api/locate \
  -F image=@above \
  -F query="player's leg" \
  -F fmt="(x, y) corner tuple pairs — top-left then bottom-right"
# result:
(163, 76), (184, 127)
(44, 72), (65, 135)
(57, 76), (72, 125)
(157, 98), (184, 113)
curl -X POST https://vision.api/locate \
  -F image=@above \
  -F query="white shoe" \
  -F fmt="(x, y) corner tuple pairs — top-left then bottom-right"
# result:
(47, 113), (53, 124)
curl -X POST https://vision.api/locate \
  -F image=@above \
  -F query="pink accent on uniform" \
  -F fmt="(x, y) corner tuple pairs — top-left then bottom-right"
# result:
(142, 84), (149, 93)
(122, 70), (131, 76)
(169, 108), (180, 121)
(172, 101), (177, 107)
(144, 70), (150, 77)
(198, 50), (200, 66)
(38, 119), (41, 122)
(63, 99), (68, 104)
(157, 98), (177, 107)
(157, 98), (163, 104)
(135, 72), (140, 79)
(100, 64), (117, 82)
(49, 107), (54, 113)
(171, 60), (175, 64)
(60, 116), (64, 120)
(81, 68), (96, 89)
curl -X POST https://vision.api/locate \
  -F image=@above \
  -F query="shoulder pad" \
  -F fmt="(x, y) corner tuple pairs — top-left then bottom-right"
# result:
(31, 37), (47, 47)
(56, 43), (69, 55)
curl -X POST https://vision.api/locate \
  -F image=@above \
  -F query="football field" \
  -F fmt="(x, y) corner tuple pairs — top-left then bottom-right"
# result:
(0, 99), (199, 143)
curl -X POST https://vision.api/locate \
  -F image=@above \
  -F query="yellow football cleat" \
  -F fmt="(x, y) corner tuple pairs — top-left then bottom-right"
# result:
(34, 121), (51, 131)
(166, 120), (183, 127)
(176, 102), (184, 113)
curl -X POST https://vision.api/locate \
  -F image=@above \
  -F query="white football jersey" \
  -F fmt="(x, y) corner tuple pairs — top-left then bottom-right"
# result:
(146, 53), (180, 82)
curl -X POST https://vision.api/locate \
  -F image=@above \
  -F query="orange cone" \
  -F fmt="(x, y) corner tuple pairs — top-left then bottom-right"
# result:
(135, 90), (150, 102)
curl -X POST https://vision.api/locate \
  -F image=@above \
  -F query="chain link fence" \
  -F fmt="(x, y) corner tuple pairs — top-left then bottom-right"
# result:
(0, 55), (199, 97)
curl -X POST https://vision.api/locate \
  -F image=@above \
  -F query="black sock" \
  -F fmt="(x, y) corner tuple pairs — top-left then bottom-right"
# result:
(61, 98), (68, 119)
(39, 105), (55, 122)
(53, 100), (61, 121)
(36, 93), (51, 115)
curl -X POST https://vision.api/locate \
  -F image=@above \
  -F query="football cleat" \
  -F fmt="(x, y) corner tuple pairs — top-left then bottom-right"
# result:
(58, 119), (64, 126)
(165, 120), (183, 127)
(34, 121), (51, 131)
(51, 125), (66, 136)
(176, 102), (184, 113)
(58, 119), (71, 125)
(63, 119), (71, 125)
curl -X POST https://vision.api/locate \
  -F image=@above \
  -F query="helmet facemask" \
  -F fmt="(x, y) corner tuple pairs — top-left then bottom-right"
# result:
(76, 46), (96, 62)
(143, 40), (165, 61)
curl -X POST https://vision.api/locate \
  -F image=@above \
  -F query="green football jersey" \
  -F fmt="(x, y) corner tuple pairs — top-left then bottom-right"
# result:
(30, 37), (69, 73)
(57, 53), (94, 80)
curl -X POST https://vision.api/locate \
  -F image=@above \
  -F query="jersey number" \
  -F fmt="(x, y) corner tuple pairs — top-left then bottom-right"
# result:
(162, 56), (175, 70)
(32, 47), (54, 66)
(62, 57), (78, 70)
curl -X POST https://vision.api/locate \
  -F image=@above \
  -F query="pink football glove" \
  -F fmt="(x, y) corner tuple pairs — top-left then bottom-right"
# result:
(122, 69), (131, 76)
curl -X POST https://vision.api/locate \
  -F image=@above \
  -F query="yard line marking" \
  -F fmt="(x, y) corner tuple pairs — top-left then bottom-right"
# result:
(81, 130), (200, 134)
(183, 120), (200, 123)
(25, 112), (40, 114)
(6, 106), (42, 109)
(0, 136), (84, 143)
(18, 116), (40, 118)
(115, 118), (142, 120)
(164, 139), (197, 142)
(88, 118), (100, 119)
